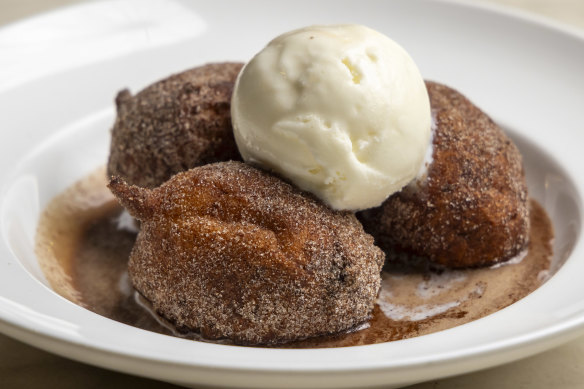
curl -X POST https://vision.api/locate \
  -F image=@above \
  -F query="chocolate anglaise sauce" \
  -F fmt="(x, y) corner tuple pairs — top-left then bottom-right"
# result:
(35, 167), (553, 348)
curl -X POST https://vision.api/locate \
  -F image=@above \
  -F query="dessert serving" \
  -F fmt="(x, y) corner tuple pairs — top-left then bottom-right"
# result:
(108, 162), (384, 345)
(35, 24), (553, 347)
(231, 24), (431, 211)
(359, 81), (529, 268)
(108, 62), (243, 188)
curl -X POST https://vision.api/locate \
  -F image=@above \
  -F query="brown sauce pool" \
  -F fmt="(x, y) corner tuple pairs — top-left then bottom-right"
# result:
(35, 167), (554, 348)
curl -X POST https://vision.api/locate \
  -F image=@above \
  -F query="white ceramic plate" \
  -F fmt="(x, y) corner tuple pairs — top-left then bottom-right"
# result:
(1, 0), (583, 388)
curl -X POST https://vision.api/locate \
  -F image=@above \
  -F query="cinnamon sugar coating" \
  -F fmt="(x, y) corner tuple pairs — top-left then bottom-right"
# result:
(359, 81), (529, 268)
(108, 162), (384, 345)
(107, 63), (243, 188)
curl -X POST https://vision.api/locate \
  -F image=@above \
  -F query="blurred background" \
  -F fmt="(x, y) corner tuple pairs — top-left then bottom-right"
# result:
(1, 0), (583, 29)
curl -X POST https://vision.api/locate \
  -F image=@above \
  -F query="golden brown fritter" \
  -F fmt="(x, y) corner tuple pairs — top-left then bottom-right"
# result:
(358, 81), (529, 268)
(107, 63), (243, 188)
(108, 161), (385, 345)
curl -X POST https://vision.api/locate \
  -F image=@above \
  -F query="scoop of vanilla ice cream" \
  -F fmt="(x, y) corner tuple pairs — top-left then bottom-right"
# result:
(231, 24), (431, 210)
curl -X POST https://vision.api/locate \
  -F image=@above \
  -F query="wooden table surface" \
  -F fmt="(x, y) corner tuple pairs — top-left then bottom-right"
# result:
(1, 1), (583, 388)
